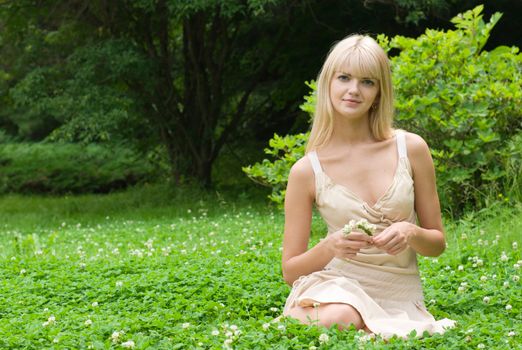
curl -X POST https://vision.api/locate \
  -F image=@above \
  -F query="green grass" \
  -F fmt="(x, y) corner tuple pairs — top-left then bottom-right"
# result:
(0, 184), (520, 349)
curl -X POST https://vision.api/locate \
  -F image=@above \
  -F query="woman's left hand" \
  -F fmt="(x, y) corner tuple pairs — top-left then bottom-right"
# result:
(372, 222), (415, 255)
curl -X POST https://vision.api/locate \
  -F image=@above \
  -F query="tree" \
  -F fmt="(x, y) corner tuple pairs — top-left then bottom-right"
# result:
(1, 0), (308, 186)
(3, 0), (505, 187)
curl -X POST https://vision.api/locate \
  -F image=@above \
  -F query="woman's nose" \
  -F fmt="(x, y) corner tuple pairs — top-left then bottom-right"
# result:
(347, 80), (360, 95)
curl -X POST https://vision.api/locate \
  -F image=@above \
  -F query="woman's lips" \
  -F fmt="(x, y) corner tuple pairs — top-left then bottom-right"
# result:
(342, 99), (362, 106)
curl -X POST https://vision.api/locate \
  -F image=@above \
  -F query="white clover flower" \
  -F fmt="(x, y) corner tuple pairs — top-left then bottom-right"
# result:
(503, 281), (510, 288)
(111, 331), (123, 343)
(319, 333), (329, 344)
(270, 307), (279, 312)
(342, 219), (376, 236)
(506, 304), (512, 310)
(224, 338), (233, 346)
(182, 322), (190, 329)
(458, 265), (464, 271)
(476, 259), (483, 266)
(20, 269), (27, 275)
(514, 264), (520, 270)
(91, 301), (98, 307)
(42, 315), (56, 327)
(508, 331), (516, 337)
(84, 319), (93, 326)
(461, 233), (468, 240)
(513, 275), (520, 282)
(513, 242), (518, 249)
(262, 323), (270, 330)
(277, 324), (286, 331)
(309, 346), (317, 350)
(225, 331), (233, 337)
(211, 329), (219, 336)
(358, 333), (376, 343)
(229, 325), (238, 331)
(115, 281), (123, 288)
(501, 252), (509, 262)
(121, 340), (135, 348)
(477, 344), (485, 349)
(458, 286), (465, 292)
(483, 296), (490, 304)
(480, 276), (487, 282)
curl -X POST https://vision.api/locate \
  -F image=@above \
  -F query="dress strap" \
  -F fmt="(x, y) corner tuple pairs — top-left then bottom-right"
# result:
(307, 151), (323, 175)
(396, 131), (408, 159)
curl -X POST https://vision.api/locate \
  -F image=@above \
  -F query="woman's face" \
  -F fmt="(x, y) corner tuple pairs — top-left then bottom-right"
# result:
(329, 66), (380, 121)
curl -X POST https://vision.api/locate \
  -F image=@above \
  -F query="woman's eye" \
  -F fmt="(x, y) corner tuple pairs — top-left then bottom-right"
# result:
(362, 79), (375, 86)
(338, 75), (350, 81)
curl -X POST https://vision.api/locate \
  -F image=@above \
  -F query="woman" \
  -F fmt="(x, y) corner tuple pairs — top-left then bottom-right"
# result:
(281, 34), (455, 339)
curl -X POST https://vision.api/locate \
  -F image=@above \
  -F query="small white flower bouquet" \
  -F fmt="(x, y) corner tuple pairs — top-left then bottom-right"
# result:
(342, 218), (376, 236)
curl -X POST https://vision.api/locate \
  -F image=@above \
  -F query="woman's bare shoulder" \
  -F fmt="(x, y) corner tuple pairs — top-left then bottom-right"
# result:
(289, 155), (315, 181)
(403, 131), (430, 157)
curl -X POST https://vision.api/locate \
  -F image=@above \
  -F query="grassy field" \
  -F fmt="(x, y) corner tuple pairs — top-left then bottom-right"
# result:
(0, 184), (520, 349)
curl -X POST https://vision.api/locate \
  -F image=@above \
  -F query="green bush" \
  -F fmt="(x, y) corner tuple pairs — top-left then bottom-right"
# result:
(0, 143), (157, 194)
(243, 133), (308, 205)
(244, 5), (522, 213)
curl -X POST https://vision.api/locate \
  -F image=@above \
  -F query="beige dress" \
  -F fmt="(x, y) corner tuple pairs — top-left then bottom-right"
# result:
(282, 131), (455, 339)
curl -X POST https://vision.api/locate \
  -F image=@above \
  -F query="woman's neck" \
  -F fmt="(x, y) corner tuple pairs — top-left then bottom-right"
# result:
(330, 114), (374, 146)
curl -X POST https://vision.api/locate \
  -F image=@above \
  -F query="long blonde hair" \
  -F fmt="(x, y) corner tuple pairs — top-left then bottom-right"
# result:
(306, 34), (394, 152)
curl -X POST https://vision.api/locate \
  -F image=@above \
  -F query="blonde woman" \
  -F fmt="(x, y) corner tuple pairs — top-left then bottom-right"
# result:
(281, 34), (455, 339)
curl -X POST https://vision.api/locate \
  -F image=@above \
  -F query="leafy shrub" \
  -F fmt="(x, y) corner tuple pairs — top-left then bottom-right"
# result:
(0, 143), (157, 194)
(243, 133), (308, 205)
(387, 5), (522, 212)
(244, 6), (522, 213)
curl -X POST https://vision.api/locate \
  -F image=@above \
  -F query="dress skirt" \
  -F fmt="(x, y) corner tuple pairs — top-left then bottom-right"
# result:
(283, 258), (455, 339)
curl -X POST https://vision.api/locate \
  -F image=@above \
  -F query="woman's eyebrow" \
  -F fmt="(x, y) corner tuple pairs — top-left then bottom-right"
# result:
(339, 71), (376, 80)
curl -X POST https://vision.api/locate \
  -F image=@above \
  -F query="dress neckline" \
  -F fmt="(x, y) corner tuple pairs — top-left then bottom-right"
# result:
(321, 158), (404, 209)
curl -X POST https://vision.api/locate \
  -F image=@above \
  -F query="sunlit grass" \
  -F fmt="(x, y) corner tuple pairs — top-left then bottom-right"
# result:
(0, 185), (520, 349)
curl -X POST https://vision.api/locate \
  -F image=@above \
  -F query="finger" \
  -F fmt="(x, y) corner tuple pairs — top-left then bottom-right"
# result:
(345, 232), (373, 242)
(342, 247), (360, 255)
(389, 239), (408, 254)
(388, 244), (406, 255)
(342, 239), (371, 251)
(373, 233), (393, 247)
(383, 235), (403, 249)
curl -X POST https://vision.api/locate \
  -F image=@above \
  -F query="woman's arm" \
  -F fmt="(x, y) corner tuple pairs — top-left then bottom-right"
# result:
(281, 157), (333, 285)
(281, 156), (372, 285)
(407, 132), (446, 256)
(373, 132), (446, 257)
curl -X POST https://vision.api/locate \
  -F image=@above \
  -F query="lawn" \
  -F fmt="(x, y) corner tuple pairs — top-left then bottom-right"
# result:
(0, 184), (520, 349)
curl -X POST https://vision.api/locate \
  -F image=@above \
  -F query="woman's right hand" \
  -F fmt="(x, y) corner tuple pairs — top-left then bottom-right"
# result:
(324, 230), (373, 260)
